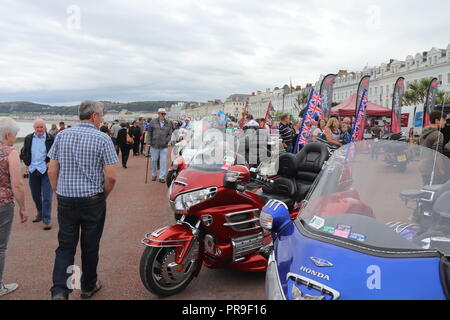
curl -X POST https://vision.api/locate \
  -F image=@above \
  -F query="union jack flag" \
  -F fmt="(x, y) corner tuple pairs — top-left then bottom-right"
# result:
(311, 93), (322, 106)
(294, 89), (325, 153)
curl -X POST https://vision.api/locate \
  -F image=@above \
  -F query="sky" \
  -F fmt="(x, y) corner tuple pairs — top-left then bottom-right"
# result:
(0, 0), (449, 105)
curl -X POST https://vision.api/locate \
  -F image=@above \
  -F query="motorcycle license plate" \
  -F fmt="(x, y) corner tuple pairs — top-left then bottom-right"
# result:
(397, 155), (407, 162)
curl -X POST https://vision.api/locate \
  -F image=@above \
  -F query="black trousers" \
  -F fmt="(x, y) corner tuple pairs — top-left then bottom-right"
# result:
(140, 137), (145, 154)
(133, 139), (140, 155)
(111, 137), (119, 155)
(120, 145), (131, 166)
(51, 195), (106, 297)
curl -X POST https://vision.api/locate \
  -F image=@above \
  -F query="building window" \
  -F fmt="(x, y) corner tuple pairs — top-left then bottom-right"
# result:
(438, 75), (442, 84)
(448, 73), (450, 84)
(434, 56), (437, 64)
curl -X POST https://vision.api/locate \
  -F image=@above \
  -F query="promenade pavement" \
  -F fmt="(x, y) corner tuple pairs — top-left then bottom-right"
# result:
(2, 153), (265, 300)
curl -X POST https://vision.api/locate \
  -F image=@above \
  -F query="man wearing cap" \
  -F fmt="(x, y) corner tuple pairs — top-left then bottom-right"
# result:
(147, 108), (173, 183)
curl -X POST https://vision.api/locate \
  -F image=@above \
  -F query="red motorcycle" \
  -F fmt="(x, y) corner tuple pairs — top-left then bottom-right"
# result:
(139, 139), (329, 296)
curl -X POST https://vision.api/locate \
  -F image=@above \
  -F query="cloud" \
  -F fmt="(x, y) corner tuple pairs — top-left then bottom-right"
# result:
(0, 0), (449, 104)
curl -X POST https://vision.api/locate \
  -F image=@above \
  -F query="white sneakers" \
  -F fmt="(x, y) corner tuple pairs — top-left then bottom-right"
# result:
(0, 283), (19, 297)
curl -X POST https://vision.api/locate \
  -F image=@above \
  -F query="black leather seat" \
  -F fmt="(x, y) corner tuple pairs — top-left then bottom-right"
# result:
(261, 152), (297, 210)
(294, 143), (329, 201)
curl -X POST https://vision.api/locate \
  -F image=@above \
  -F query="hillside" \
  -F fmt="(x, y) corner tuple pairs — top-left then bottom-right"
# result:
(0, 100), (179, 115)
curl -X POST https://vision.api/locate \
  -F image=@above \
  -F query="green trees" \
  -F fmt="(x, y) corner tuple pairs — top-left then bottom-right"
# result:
(293, 90), (310, 117)
(402, 77), (449, 106)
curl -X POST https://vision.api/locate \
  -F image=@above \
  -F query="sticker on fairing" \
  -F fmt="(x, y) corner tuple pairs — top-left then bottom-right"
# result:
(321, 226), (335, 234)
(333, 224), (352, 238)
(349, 232), (366, 242)
(309, 216), (325, 230)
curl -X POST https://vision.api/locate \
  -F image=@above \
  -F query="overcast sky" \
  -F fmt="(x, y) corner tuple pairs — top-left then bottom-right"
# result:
(0, 0), (449, 105)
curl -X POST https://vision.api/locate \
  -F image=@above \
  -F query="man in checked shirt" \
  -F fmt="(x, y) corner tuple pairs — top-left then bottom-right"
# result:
(47, 101), (118, 300)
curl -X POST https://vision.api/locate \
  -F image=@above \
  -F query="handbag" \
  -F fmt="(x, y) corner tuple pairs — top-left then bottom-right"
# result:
(126, 130), (134, 145)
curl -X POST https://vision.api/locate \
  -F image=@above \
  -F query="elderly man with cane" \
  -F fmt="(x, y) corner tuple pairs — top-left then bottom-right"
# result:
(147, 108), (172, 183)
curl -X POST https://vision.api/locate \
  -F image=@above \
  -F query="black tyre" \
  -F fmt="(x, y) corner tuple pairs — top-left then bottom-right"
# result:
(139, 243), (199, 297)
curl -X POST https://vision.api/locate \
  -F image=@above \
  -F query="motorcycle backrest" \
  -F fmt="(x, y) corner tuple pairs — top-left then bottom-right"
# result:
(295, 143), (329, 181)
(277, 152), (297, 177)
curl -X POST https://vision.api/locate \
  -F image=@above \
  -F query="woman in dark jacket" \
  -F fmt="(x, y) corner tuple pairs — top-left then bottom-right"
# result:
(117, 123), (133, 168)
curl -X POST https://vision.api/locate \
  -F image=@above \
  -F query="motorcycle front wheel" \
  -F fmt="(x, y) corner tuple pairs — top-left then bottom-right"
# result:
(139, 242), (200, 297)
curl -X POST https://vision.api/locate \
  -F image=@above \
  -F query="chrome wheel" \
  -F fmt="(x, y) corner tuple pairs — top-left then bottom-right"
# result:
(140, 240), (200, 296)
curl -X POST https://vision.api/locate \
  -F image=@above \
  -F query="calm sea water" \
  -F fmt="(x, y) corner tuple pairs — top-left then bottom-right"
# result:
(17, 121), (35, 138)
(16, 120), (77, 138)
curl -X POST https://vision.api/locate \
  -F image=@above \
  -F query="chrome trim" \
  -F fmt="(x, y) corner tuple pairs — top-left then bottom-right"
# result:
(231, 232), (264, 262)
(174, 180), (188, 187)
(144, 238), (190, 243)
(287, 272), (340, 300)
(225, 209), (259, 217)
(224, 217), (260, 226)
(150, 227), (169, 238)
(420, 189), (435, 202)
(268, 251), (286, 300)
(224, 209), (261, 232)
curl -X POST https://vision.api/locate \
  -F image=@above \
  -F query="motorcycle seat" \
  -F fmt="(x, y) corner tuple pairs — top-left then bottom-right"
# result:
(262, 153), (297, 201)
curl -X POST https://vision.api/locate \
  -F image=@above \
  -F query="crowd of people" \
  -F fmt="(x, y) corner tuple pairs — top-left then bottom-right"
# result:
(0, 101), (176, 299)
(239, 113), (363, 153)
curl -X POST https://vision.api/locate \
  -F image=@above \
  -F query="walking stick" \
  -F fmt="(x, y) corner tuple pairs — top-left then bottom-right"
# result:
(145, 146), (150, 184)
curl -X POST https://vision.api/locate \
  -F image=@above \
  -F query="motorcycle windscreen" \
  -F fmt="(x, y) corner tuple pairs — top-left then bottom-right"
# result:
(298, 140), (450, 255)
(275, 222), (446, 300)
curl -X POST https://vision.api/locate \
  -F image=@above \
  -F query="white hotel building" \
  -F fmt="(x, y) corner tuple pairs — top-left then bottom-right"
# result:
(315, 43), (450, 109)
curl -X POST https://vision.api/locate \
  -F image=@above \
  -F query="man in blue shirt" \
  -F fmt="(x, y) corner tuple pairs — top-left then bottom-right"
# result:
(20, 118), (54, 230)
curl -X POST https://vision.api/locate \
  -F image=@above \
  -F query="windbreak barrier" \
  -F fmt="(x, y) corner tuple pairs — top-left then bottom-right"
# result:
(170, 117), (280, 172)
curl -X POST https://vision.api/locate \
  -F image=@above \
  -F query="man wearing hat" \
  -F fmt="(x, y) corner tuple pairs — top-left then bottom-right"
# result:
(147, 108), (173, 183)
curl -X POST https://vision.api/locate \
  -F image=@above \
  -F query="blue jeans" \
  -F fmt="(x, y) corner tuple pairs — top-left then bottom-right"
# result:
(29, 170), (52, 223)
(51, 195), (106, 298)
(150, 147), (168, 179)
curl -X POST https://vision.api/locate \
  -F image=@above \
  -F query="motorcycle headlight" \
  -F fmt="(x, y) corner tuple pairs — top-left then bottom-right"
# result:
(265, 251), (285, 300)
(174, 187), (217, 211)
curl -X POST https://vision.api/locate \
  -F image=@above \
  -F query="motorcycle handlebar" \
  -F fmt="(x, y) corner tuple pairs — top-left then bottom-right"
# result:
(254, 175), (274, 185)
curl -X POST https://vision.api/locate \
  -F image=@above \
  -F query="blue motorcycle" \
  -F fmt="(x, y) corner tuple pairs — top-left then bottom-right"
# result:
(261, 140), (450, 300)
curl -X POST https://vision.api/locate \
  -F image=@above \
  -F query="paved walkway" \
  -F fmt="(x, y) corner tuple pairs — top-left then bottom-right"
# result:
(2, 153), (265, 300)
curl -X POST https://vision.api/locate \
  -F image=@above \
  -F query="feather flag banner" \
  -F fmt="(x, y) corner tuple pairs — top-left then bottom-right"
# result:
(423, 78), (439, 128)
(391, 77), (405, 134)
(262, 101), (275, 127)
(351, 89), (368, 142)
(319, 74), (336, 119)
(239, 100), (249, 129)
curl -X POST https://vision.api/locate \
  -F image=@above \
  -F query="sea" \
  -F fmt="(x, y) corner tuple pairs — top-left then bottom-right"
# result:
(16, 120), (77, 138)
